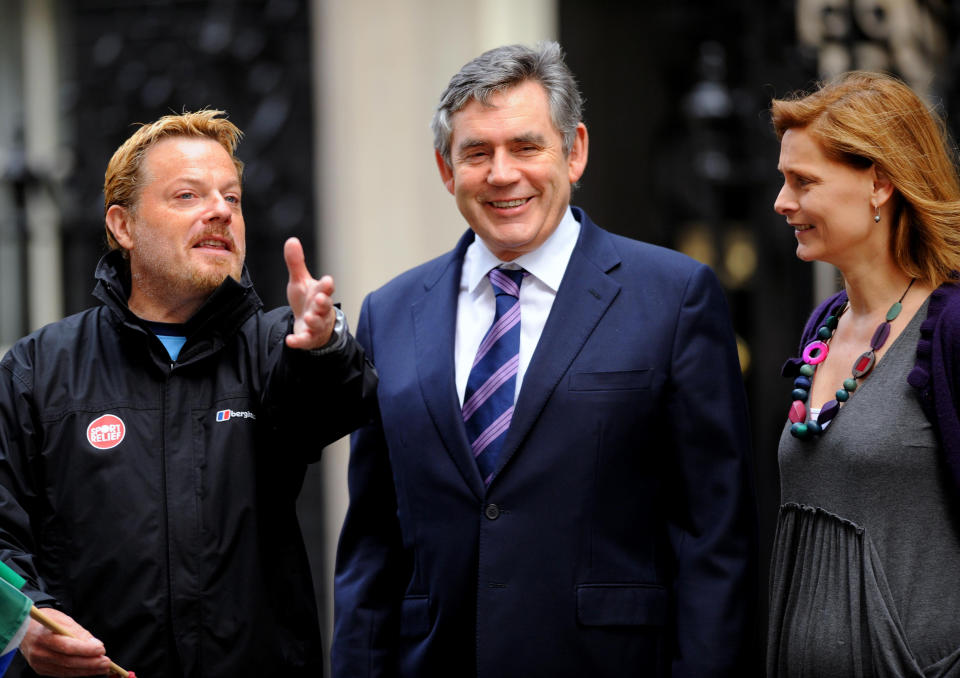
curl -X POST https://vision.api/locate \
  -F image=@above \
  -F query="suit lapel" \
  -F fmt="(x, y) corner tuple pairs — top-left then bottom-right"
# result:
(411, 231), (486, 499)
(492, 211), (622, 483)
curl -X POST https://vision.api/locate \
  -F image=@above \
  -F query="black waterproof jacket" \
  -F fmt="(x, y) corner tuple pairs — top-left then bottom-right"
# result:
(0, 251), (377, 677)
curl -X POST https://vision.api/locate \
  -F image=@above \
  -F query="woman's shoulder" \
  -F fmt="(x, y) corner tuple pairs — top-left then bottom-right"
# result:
(924, 280), (960, 337)
(909, 280), (960, 394)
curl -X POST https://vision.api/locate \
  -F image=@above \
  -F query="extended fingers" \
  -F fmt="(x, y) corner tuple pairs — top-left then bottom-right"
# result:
(283, 237), (309, 284)
(283, 235), (338, 349)
(285, 297), (335, 350)
(297, 276), (335, 325)
(307, 285), (334, 318)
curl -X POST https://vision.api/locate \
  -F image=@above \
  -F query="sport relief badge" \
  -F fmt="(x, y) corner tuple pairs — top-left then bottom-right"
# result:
(86, 414), (126, 450)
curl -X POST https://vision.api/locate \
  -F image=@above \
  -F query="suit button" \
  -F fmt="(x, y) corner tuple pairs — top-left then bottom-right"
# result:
(484, 503), (501, 520)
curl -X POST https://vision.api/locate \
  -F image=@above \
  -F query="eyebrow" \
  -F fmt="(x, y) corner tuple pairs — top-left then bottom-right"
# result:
(512, 133), (547, 146)
(455, 132), (548, 154)
(168, 174), (241, 190)
(456, 139), (487, 153)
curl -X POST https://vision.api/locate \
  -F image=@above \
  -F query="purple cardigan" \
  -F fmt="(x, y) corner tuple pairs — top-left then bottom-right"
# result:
(782, 281), (960, 501)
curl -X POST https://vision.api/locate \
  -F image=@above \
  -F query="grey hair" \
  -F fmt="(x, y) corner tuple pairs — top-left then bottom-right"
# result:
(431, 41), (584, 167)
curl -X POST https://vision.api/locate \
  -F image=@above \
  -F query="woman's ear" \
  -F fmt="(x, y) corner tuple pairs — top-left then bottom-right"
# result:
(871, 166), (894, 208)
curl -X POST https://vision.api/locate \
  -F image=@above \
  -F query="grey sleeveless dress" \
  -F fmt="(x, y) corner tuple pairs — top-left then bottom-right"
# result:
(768, 301), (960, 677)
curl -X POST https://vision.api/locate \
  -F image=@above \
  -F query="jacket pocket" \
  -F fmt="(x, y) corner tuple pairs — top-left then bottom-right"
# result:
(399, 595), (430, 638)
(576, 584), (667, 627)
(569, 369), (653, 391)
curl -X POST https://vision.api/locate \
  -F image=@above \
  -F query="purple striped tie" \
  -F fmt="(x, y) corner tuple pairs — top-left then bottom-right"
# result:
(463, 268), (526, 485)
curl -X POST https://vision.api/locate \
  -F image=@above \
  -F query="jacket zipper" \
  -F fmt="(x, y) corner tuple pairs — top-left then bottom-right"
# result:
(162, 363), (177, 669)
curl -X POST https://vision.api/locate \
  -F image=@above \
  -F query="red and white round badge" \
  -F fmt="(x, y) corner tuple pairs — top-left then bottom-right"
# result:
(86, 414), (125, 450)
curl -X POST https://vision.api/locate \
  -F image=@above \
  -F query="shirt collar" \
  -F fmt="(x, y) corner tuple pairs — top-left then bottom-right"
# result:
(462, 206), (580, 294)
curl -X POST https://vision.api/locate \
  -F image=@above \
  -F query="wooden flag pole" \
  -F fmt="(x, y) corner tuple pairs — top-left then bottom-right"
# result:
(30, 607), (132, 677)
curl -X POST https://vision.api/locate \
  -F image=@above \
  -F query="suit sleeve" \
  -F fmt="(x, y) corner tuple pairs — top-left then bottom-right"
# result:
(665, 264), (758, 677)
(331, 294), (410, 678)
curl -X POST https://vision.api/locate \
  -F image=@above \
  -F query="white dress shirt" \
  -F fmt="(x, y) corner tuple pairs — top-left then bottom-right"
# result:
(455, 207), (580, 405)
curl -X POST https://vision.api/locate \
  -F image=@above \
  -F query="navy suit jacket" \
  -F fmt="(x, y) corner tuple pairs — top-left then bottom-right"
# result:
(332, 208), (757, 677)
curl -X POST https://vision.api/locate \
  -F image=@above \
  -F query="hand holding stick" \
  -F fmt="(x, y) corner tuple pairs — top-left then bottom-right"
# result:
(29, 607), (134, 677)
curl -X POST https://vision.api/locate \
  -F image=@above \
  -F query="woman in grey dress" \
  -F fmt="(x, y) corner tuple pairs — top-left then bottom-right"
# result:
(768, 71), (960, 676)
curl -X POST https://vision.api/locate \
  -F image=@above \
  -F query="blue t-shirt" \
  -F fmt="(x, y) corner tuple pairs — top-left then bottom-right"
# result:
(145, 321), (187, 361)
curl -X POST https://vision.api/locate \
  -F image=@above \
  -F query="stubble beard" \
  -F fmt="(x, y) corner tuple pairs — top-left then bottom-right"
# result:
(129, 232), (245, 314)
(186, 255), (243, 292)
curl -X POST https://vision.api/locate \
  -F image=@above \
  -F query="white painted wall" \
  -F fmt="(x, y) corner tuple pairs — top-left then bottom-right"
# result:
(22, 0), (63, 332)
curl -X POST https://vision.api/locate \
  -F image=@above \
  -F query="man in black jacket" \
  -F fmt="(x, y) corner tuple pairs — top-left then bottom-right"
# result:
(0, 110), (376, 676)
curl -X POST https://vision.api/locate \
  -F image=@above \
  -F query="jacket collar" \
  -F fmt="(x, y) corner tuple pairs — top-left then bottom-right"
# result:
(92, 249), (263, 363)
(413, 207), (623, 496)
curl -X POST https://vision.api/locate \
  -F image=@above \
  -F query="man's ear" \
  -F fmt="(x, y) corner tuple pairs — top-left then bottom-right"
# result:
(105, 204), (135, 250)
(567, 122), (589, 184)
(435, 150), (455, 195)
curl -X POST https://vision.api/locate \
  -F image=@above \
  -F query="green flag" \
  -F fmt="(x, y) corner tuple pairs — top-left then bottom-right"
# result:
(0, 563), (24, 593)
(0, 576), (29, 653)
(0, 562), (31, 675)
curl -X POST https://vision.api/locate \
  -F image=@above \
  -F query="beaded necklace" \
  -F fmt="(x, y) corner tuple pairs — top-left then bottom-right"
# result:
(788, 278), (915, 439)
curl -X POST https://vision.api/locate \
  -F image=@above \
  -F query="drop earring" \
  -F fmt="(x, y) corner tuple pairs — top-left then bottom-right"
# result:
(874, 204), (881, 223)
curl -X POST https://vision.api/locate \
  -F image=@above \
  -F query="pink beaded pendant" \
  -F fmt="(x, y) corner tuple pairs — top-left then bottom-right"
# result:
(788, 400), (806, 423)
(802, 340), (829, 365)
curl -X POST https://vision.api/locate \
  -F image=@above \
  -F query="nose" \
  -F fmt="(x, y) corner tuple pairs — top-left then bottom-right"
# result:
(774, 183), (796, 216)
(206, 193), (233, 222)
(487, 149), (520, 185)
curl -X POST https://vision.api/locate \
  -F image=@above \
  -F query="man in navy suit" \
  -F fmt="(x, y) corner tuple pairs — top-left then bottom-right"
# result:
(332, 42), (757, 677)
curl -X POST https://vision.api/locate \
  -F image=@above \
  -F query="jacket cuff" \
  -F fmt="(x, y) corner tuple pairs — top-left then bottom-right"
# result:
(309, 306), (348, 356)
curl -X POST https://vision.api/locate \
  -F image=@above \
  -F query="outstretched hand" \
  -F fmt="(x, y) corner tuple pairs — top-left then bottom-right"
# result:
(284, 237), (337, 350)
(21, 608), (112, 677)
